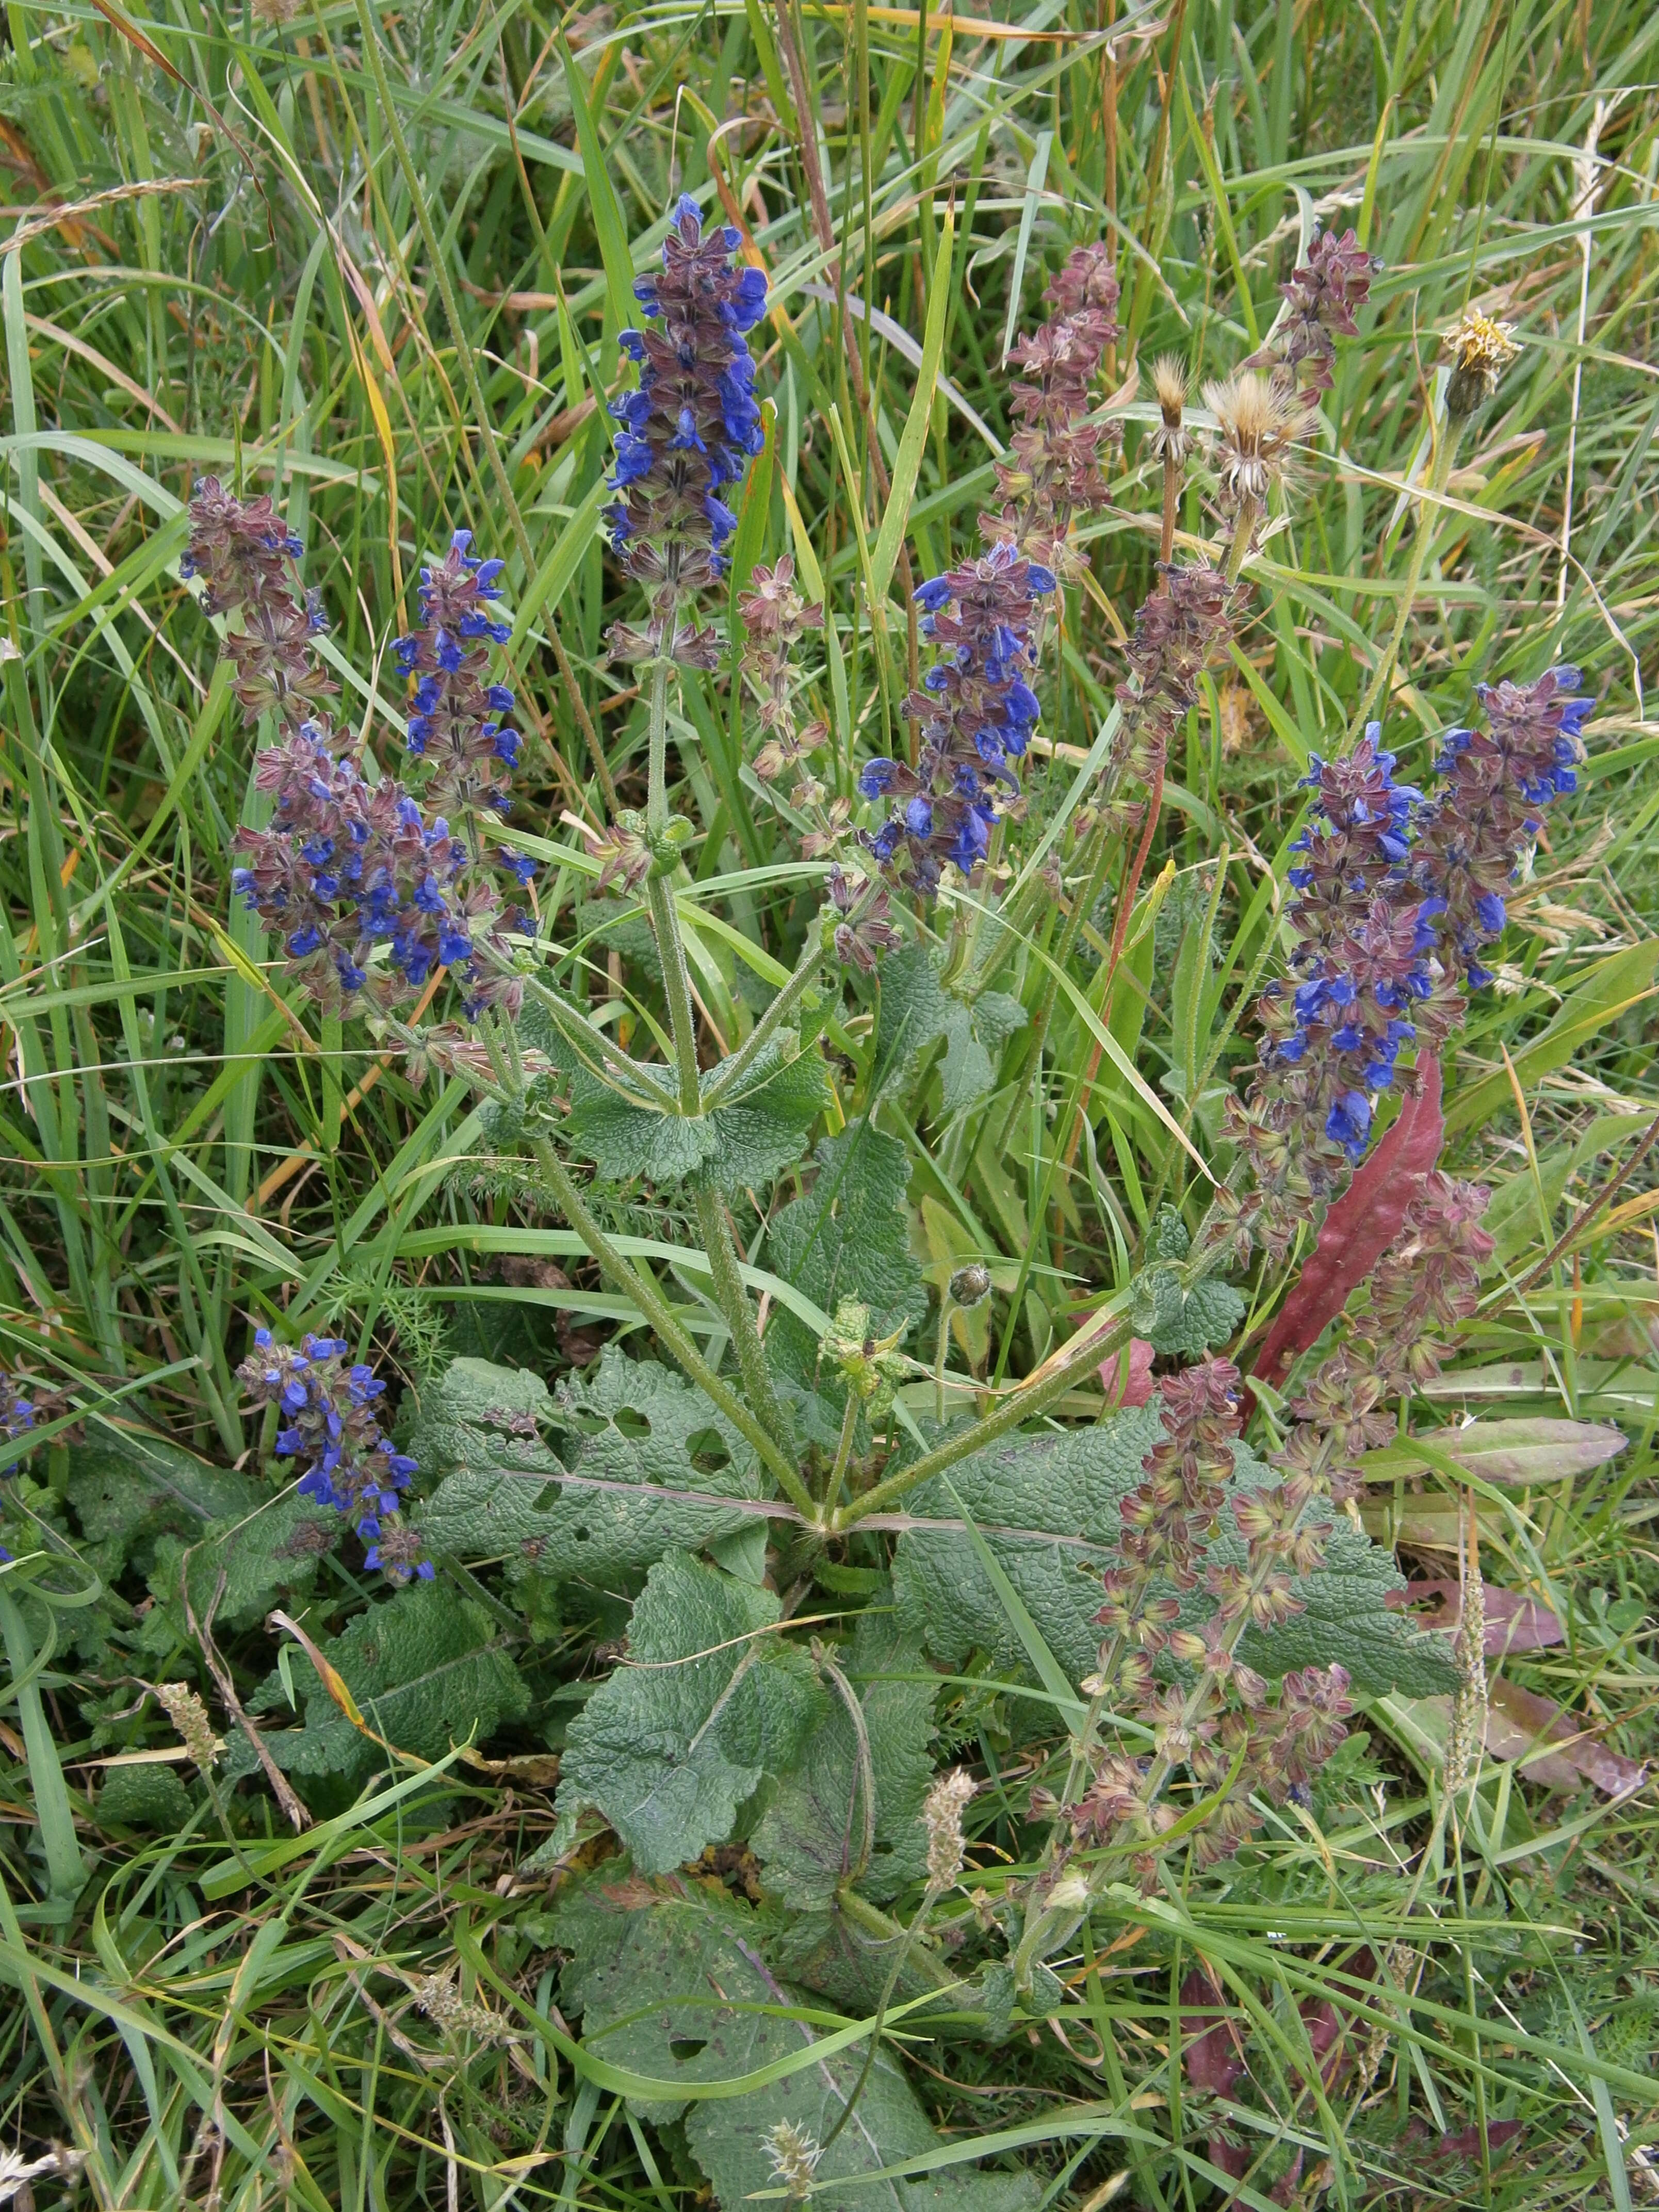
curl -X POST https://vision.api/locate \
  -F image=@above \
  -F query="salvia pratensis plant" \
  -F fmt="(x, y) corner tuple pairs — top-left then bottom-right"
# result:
(160, 189), (1602, 2186)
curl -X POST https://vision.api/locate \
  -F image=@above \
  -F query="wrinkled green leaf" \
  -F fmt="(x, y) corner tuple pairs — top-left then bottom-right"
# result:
(551, 1871), (1039, 2212)
(413, 1351), (764, 1587)
(97, 1763), (195, 1830)
(144, 1491), (337, 1641)
(877, 946), (1027, 1115)
(230, 1583), (528, 1783)
(65, 1430), (261, 1582)
(1135, 1209), (1246, 1356)
(565, 1040), (828, 1191)
(555, 1551), (823, 1873)
(753, 1608), (937, 1907)
(892, 1408), (1457, 1698)
(765, 1121), (931, 1448)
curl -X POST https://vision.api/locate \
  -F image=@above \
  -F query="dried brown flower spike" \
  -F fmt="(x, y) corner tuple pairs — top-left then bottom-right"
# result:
(922, 1766), (977, 1890)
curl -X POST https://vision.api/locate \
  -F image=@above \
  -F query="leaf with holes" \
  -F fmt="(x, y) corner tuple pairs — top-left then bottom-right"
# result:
(550, 1869), (1039, 2212)
(554, 1550), (823, 1873)
(891, 1406), (1457, 1698)
(412, 1351), (766, 1590)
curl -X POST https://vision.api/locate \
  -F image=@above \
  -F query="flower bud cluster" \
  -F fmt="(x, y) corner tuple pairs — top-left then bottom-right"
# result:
(922, 1766), (977, 1890)
(981, 241), (1121, 568)
(237, 1328), (432, 1584)
(181, 475), (334, 730)
(187, 481), (535, 1023)
(739, 557), (852, 856)
(826, 864), (902, 974)
(1113, 562), (1244, 784)
(153, 1682), (225, 1770)
(1246, 227), (1381, 402)
(1442, 308), (1522, 420)
(764, 2120), (822, 2203)
(393, 530), (518, 816)
(1276, 1173), (1493, 1501)
(1040, 1359), (1349, 1877)
(1412, 666), (1592, 988)
(858, 543), (1056, 894)
(603, 194), (767, 623)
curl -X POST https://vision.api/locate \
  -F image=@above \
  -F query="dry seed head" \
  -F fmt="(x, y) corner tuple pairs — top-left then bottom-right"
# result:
(153, 1682), (225, 1770)
(765, 2119), (822, 2201)
(1201, 370), (1303, 505)
(1152, 354), (1189, 427)
(250, 0), (302, 25)
(922, 1766), (977, 1890)
(1149, 355), (1193, 466)
(1442, 310), (1521, 418)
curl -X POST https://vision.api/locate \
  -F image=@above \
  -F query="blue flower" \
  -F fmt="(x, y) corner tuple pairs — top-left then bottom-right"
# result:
(240, 1332), (428, 1584)
(1325, 1091), (1372, 1160)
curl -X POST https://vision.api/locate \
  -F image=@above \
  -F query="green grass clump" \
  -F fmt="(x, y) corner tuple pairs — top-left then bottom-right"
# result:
(1, 0), (1657, 2207)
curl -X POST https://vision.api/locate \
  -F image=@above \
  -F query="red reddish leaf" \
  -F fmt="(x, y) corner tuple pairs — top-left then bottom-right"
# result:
(1179, 1969), (1248, 2185)
(1100, 1337), (1156, 1408)
(1251, 1054), (1443, 1391)
(1180, 1970), (1245, 2095)
(1424, 2119), (1525, 2164)
(1485, 1677), (1647, 1798)
(1389, 1581), (1564, 1656)
(1296, 1948), (1374, 2090)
